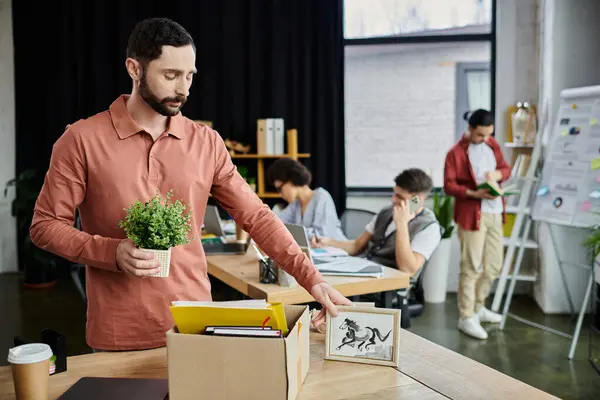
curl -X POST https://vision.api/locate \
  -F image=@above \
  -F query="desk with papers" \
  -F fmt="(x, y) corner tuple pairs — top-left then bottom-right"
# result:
(206, 247), (410, 306)
(0, 330), (556, 400)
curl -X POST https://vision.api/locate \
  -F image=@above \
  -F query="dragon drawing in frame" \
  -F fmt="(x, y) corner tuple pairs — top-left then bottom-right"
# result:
(336, 318), (392, 352)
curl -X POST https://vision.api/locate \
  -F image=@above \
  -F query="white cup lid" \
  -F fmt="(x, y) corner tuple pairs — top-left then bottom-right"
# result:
(7, 343), (53, 365)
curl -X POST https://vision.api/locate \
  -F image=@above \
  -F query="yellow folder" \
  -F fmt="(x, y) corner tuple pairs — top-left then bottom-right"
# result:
(170, 302), (289, 336)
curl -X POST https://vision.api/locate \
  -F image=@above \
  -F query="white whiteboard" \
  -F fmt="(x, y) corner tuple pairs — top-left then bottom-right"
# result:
(532, 85), (600, 228)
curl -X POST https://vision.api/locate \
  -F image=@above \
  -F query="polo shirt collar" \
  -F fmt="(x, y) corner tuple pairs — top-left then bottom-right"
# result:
(110, 94), (185, 140)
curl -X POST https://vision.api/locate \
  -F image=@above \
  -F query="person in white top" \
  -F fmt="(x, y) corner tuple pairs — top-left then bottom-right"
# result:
(312, 169), (441, 276)
(444, 109), (511, 340)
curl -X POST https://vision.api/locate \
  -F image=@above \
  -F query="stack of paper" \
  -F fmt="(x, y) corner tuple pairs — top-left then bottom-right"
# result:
(315, 258), (384, 278)
(171, 300), (269, 308)
(310, 247), (349, 258)
(170, 300), (288, 336)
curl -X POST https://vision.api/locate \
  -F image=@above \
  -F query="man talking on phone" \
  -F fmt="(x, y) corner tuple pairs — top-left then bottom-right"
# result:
(312, 169), (441, 275)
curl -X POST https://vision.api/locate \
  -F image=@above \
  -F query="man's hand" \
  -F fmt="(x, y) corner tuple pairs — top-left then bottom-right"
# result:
(469, 188), (496, 200)
(484, 170), (503, 182)
(393, 200), (415, 227)
(116, 239), (161, 277)
(309, 282), (353, 330)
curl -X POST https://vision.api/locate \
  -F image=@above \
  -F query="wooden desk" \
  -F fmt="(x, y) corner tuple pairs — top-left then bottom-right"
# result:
(0, 330), (556, 400)
(206, 248), (410, 305)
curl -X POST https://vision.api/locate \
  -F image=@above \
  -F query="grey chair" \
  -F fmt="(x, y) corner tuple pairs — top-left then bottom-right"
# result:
(395, 224), (445, 328)
(341, 208), (376, 240)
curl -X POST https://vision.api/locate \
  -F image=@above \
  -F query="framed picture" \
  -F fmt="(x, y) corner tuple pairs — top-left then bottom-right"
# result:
(325, 306), (401, 368)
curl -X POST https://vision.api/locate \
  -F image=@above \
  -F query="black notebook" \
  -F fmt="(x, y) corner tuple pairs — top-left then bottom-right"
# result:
(58, 377), (169, 400)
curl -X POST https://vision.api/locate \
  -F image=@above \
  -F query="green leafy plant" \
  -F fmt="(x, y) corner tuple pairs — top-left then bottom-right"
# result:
(119, 190), (193, 250)
(5, 169), (58, 284)
(432, 192), (455, 239)
(5, 169), (38, 234)
(583, 220), (600, 258)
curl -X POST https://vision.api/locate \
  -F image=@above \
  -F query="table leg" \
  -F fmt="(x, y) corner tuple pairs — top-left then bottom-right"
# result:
(384, 291), (395, 308)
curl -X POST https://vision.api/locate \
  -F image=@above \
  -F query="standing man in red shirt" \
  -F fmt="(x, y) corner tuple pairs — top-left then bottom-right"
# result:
(30, 17), (350, 351)
(444, 110), (511, 340)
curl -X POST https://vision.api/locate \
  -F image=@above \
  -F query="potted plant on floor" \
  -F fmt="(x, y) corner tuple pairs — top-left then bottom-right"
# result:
(4, 169), (58, 287)
(583, 225), (600, 332)
(422, 191), (455, 303)
(119, 190), (193, 278)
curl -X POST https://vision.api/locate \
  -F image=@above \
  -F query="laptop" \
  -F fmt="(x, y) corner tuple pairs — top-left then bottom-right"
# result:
(58, 377), (168, 400)
(203, 235), (251, 255)
(203, 205), (236, 237)
(284, 223), (384, 277)
(284, 223), (338, 266)
(203, 206), (250, 255)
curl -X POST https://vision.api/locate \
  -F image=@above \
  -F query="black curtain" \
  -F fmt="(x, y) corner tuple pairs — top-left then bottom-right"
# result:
(12, 0), (346, 213)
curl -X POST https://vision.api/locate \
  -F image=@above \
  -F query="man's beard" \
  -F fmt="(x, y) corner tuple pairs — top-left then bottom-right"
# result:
(139, 70), (187, 117)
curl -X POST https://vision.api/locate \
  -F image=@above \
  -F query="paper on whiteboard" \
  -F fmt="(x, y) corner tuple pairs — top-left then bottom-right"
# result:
(532, 86), (600, 228)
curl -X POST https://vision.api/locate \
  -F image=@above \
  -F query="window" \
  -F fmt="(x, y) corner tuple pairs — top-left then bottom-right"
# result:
(344, 0), (494, 190)
(344, 0), (492, 39)
(455, 62), (491, 140)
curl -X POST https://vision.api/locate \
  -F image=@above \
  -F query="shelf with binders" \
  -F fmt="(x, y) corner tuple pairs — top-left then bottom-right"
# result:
(195, 120), (311, 200)
(231, 128), (311, 199)
(504, 142), (536, 149)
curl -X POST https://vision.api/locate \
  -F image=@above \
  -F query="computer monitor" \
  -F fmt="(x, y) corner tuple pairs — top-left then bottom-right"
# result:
(284, 223), (314, 262)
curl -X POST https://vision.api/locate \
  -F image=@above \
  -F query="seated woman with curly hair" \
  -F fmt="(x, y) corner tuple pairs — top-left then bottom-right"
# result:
(266, 158), (347, 241)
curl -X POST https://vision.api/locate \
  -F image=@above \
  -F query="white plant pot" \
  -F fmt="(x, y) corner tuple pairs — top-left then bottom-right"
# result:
(277, 267), (298, 287)
(142, 248), (171, 278)
(423, 238), (452, 303)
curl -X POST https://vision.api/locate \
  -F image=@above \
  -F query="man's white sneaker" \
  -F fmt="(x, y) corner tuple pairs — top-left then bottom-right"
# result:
(477, 307), (502, 324)
(458, 316), (488, 340)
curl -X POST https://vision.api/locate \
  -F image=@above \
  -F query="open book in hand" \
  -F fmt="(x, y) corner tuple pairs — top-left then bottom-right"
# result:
(477, 180), (520, 197)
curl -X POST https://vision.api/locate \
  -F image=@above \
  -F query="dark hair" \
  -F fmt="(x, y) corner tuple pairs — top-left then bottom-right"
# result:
(126, 18), (195, 65)
(266, 158), (312, 187)
(463, 109), (494, 128)
(394, 168), (433, 194)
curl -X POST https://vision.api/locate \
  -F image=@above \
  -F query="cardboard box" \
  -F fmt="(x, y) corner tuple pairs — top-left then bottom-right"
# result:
(166, 304), (310, 400)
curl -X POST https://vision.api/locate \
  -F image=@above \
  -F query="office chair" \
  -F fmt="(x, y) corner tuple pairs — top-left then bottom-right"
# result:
(341, 208), (376, 239)
(394, 225), (445, 328)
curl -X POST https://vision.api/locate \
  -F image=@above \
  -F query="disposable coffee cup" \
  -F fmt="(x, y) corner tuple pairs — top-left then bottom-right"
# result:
(8, 343), (53, 400)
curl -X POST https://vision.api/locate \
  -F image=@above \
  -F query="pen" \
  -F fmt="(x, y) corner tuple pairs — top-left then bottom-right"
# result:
(252, 243), (268, 263)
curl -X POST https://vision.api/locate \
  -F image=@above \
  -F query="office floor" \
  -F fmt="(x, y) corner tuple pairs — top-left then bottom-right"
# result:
(1, 273), (599, 399)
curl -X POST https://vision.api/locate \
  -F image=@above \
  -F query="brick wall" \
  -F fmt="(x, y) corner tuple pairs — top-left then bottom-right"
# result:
(345, 41), (490, 188)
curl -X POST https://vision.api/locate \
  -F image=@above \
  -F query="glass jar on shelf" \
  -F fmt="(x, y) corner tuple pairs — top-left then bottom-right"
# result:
(511, 102), (537, 145)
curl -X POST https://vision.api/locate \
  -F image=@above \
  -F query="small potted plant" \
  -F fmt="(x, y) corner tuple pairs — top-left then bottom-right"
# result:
(119, 190), (193, 278)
